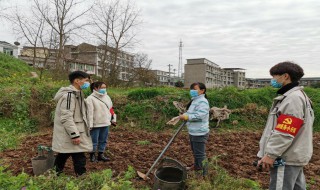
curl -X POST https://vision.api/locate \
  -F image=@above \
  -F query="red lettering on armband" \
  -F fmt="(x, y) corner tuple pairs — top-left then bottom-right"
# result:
(274, 114), (304, 136)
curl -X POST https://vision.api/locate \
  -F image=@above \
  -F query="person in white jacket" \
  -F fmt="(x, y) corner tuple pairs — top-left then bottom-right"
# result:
(257, 61), (314, 190)
(86, 81), (116, 162)
(52, 71), (92, 176)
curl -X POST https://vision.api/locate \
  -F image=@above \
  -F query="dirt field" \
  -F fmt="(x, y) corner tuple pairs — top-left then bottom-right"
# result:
(1, 126), (319, 189)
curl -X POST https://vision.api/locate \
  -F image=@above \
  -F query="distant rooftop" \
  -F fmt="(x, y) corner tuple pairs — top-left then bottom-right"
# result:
(223, 68), (246, 70)
(0, 41), (18, 48)
(0, 41), (11, 45)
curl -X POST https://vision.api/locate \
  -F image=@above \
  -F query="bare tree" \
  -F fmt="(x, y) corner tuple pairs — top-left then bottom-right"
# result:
(33, 0), (93, 75)
(5, 3), (60, 80)
(126, 53), (157, 86)
(90, 0), (142, 86)
(8, 6), (45, 65)
(89, 0), (114, 79)
(0, 4), (9, 19)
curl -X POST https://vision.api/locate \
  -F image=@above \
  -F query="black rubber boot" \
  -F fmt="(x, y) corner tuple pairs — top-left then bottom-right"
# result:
(89, 153), (96, 162)
(97, 152), (110, 162)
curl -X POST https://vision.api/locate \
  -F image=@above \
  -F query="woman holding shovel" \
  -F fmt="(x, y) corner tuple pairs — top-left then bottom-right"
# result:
(86, 81), (116, 162)
(180, 82), (210, 176)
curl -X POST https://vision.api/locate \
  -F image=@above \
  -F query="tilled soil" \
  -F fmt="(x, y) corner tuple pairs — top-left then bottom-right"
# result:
(1, 127), (320, 189)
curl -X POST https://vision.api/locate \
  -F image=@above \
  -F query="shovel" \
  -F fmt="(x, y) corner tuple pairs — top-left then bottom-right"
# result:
(137, 121), (187, 180)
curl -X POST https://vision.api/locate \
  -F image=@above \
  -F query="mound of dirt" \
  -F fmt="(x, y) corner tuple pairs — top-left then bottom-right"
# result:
(1, 127), (319, 189)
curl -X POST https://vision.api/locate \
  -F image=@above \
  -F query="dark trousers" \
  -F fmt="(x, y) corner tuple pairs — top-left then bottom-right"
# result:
(189, 133), (209, 175)
(54, 152), (86, 176)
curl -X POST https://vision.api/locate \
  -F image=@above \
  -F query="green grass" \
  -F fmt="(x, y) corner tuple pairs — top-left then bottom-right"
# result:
(0, 53), (32, 78)
(0, 166), (147, 190)
(137, 140), (151, 145)
(187, 156), (262, 190)
(0, 119), (22, 151)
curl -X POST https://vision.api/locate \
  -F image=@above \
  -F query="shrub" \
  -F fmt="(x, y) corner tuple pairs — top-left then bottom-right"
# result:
(127, 88), (162, 101)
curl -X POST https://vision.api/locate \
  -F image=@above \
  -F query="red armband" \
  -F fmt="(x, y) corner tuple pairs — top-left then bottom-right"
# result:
(110, 107), (115, 115)
(274, 114), (304, 136)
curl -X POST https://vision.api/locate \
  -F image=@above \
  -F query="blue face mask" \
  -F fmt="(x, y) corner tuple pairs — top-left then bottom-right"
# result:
(270, 79), (282, 88)
(190, 90), (199, 98)
(80, 82), (90, 90)
(98, 89), (106, 94)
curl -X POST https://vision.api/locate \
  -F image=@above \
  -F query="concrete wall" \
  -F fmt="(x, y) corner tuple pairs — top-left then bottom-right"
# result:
(184, 63), (206, 88)
(21, 48), (49, 58)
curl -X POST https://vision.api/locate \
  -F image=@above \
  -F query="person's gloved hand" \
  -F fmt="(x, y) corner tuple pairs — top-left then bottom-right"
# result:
(111, 121), (117, 126)
(179, 114), (188, 121)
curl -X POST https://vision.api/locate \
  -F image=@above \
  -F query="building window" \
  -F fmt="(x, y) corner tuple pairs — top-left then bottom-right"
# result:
(86, 65), (94, 71)
(70, 63), (75, 69)
(3, 48), (13, 56)
(77, 64), (83, 70)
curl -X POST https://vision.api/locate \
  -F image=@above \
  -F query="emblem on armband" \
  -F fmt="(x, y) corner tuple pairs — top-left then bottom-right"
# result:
(275, 114), (304, 136)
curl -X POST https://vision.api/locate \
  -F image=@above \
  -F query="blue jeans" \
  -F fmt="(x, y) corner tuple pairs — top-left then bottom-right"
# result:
(90, 126), (109, 153)
(189, 133), (209, 175)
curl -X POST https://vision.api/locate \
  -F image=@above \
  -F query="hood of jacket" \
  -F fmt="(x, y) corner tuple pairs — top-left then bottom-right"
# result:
(54, 85), (79, 102)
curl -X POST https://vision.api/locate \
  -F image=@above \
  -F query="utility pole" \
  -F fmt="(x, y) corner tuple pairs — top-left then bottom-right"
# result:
(168, 64), (173, 86)
(173, 68), (176, 77)
(178, 40), (183, 78)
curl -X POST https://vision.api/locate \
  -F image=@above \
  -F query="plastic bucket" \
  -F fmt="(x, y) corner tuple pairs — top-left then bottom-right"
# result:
(153, 158), (186, 190)
(31, 146), (55, 175)
(31, 156), (50, 176)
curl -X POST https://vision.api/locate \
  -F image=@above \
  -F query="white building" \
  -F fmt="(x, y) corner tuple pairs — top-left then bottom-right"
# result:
(151, 70), (171, 85)
(0, 41), (18, 58)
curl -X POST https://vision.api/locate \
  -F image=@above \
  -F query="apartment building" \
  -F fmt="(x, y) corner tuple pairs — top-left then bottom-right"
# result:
(184, 58), (246, 88)
(0, 41), (18, 58)
(185, 58), (219, 88)
(19, 43), (134, 79)
(151, 70), (171, 85)
(19, 46), (55, 69)
(66, 43), (134, 80)
(221, 68), (246, 88)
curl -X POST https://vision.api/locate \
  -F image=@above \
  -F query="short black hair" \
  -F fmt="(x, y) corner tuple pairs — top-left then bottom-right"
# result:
(90, 81), (106, 92)
(269, 61), (304, 82)
(68, 71), (90, 83)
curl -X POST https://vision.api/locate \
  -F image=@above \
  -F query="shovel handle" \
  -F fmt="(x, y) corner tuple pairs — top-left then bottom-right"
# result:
(144, 121), (187, 178)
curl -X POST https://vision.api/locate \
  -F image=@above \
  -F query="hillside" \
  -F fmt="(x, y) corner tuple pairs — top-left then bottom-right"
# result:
(0, 53), (32, 78)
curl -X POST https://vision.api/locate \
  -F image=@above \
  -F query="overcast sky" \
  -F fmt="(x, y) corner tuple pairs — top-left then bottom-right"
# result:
(1, 0), (320, 78)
